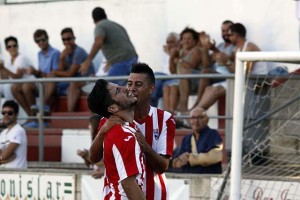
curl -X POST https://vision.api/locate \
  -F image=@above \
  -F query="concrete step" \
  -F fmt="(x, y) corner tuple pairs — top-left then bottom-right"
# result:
(49, 112), (91, 129)
(27, 128), (62, 162)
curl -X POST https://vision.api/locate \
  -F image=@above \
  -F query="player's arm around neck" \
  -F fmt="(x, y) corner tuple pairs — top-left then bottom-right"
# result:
(89, 127), (105, 163)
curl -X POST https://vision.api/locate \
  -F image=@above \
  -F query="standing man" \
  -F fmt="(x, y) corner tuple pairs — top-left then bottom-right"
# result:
(18, 29), (60, 128)
(88, 79), (145, 200)
(80, 7), (138, 86)
(90, 63), (176, 200)
(0, 100), (27, 168)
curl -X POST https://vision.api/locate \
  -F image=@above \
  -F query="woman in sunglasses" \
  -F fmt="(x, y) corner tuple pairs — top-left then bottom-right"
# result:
(0, 100), (27, 168)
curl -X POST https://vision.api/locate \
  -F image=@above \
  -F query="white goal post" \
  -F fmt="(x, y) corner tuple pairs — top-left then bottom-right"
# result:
(231, 51), (300, 200)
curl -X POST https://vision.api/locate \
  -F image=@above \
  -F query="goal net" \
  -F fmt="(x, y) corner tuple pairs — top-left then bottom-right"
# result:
(210, 52), (300, 199)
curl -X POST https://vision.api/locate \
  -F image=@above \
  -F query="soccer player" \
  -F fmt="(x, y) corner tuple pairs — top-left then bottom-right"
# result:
(90, 63), (176, 200)
(88, 79), (145, 200)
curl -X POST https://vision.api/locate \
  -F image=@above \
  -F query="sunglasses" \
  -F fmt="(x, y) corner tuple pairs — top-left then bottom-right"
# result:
(1, 111), (14, 116)
(7, 44), (18, 49)
(35, 38), (47, 43)
(62, 37), (74, 42)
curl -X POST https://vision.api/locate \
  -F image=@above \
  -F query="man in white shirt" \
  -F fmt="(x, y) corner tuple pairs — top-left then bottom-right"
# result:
(0, 100), (27, 168)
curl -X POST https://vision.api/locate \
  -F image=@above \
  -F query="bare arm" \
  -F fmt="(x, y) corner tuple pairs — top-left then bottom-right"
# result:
(121, 175), (146, 200)
(80, 35), (104, 74)
(0, 153), (16, 165)
(135, 130), (170, 174)
(89, 127), (105, 163)
(0, 142), (19, 161)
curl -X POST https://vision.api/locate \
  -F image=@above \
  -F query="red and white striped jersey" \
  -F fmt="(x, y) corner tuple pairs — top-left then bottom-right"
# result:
(134, 106), (176, 200)
(102, 122), (145, 200)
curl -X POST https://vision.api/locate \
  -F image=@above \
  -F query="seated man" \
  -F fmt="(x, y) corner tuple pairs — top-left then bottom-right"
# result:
(43, 27), (94, 114)
(172, 107), (223, 174)
(88, 79), (145, 199)
(0, 100), (27, 169)
(195, 22), (263, 110)
(15, 29), (60, 128)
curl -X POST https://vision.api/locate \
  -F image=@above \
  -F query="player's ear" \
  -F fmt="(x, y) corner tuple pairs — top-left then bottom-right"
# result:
(108, 104), (119, 114)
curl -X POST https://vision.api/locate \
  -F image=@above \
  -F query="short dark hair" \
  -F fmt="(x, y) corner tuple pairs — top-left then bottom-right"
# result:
(4, 36), (18, 48)
(180, 27), (199, 42)
(3, 100), (19, 114)
(130, 62), (155, 85)
(222, 20), (234, 26)
(230, 23), (246, 38)
(61, 27), (74, 36)
(88, 79), (115, 118)
(33, 29), (48, 40)
(92, 7), (107, 22)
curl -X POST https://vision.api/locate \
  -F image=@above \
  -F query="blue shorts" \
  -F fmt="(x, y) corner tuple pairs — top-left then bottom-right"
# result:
(108, 57), (138, 86)
(56, 82), (69, 96)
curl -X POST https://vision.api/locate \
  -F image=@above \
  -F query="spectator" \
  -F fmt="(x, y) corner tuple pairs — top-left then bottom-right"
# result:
(172, 107), (223, 174)
(162, 32), (181, 113)
(80, 7), (138, 86)
(39, 27), (95, 117)
(88, 79), (146, 200)
(191, 20), (236, 109)
(195, 23), (263, 110)
(0, 36), (34, 114)
(90, 63), (176, 200)
(15, 29), (60, 128)
(169, 27), (210, 113)
(0, 100), (27, 169)
(77, 115), (104, 179)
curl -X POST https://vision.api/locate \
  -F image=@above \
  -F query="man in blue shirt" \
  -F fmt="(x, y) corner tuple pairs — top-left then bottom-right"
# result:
(172, 107), (223, 174)
(44, 27), (94, 112)
(18, 29), (60, 128)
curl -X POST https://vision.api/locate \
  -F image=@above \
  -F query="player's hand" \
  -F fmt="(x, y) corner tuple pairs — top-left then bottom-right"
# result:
(135, 129), (151, 153)
(91, 169), (104, 179)
(103, 116), (124, 134)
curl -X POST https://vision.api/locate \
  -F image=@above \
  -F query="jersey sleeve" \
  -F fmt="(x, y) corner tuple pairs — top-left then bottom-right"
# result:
(156, 113), (176, 157)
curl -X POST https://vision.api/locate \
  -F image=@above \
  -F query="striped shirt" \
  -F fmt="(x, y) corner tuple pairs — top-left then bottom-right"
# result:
(102, 122), (145, 200)
(134, 106), (175, 200)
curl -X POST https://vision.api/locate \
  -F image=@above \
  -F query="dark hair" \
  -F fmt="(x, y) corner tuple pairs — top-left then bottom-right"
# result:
(61, 27), (74, 36)
(180, 27), (199, 42)
(3, 100), (19, 114)
(222, 20), (234, 26)
(230, 23), (246, 38)
(4, 36), (18, 48)
(130, 62), (155, 85)
(33, 29), (48, 40)
(88, 79), (115, 118)
(89, 115), (102, 141)
(92, 7), (107, 22)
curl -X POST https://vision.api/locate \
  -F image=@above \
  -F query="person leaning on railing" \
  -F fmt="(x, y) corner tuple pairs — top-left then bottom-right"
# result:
(171, 107), (223, 174)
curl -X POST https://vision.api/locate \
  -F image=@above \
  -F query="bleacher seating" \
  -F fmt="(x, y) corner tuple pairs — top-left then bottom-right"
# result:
(26, 95), (227, 165)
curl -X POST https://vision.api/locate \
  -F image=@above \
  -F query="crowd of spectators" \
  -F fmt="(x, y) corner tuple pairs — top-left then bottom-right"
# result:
(0, 5), (274, 175)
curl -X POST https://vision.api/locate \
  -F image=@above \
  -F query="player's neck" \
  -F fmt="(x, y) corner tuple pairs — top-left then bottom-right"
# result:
(119, 109), (134, 123)
(134, 104), (150, 121)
